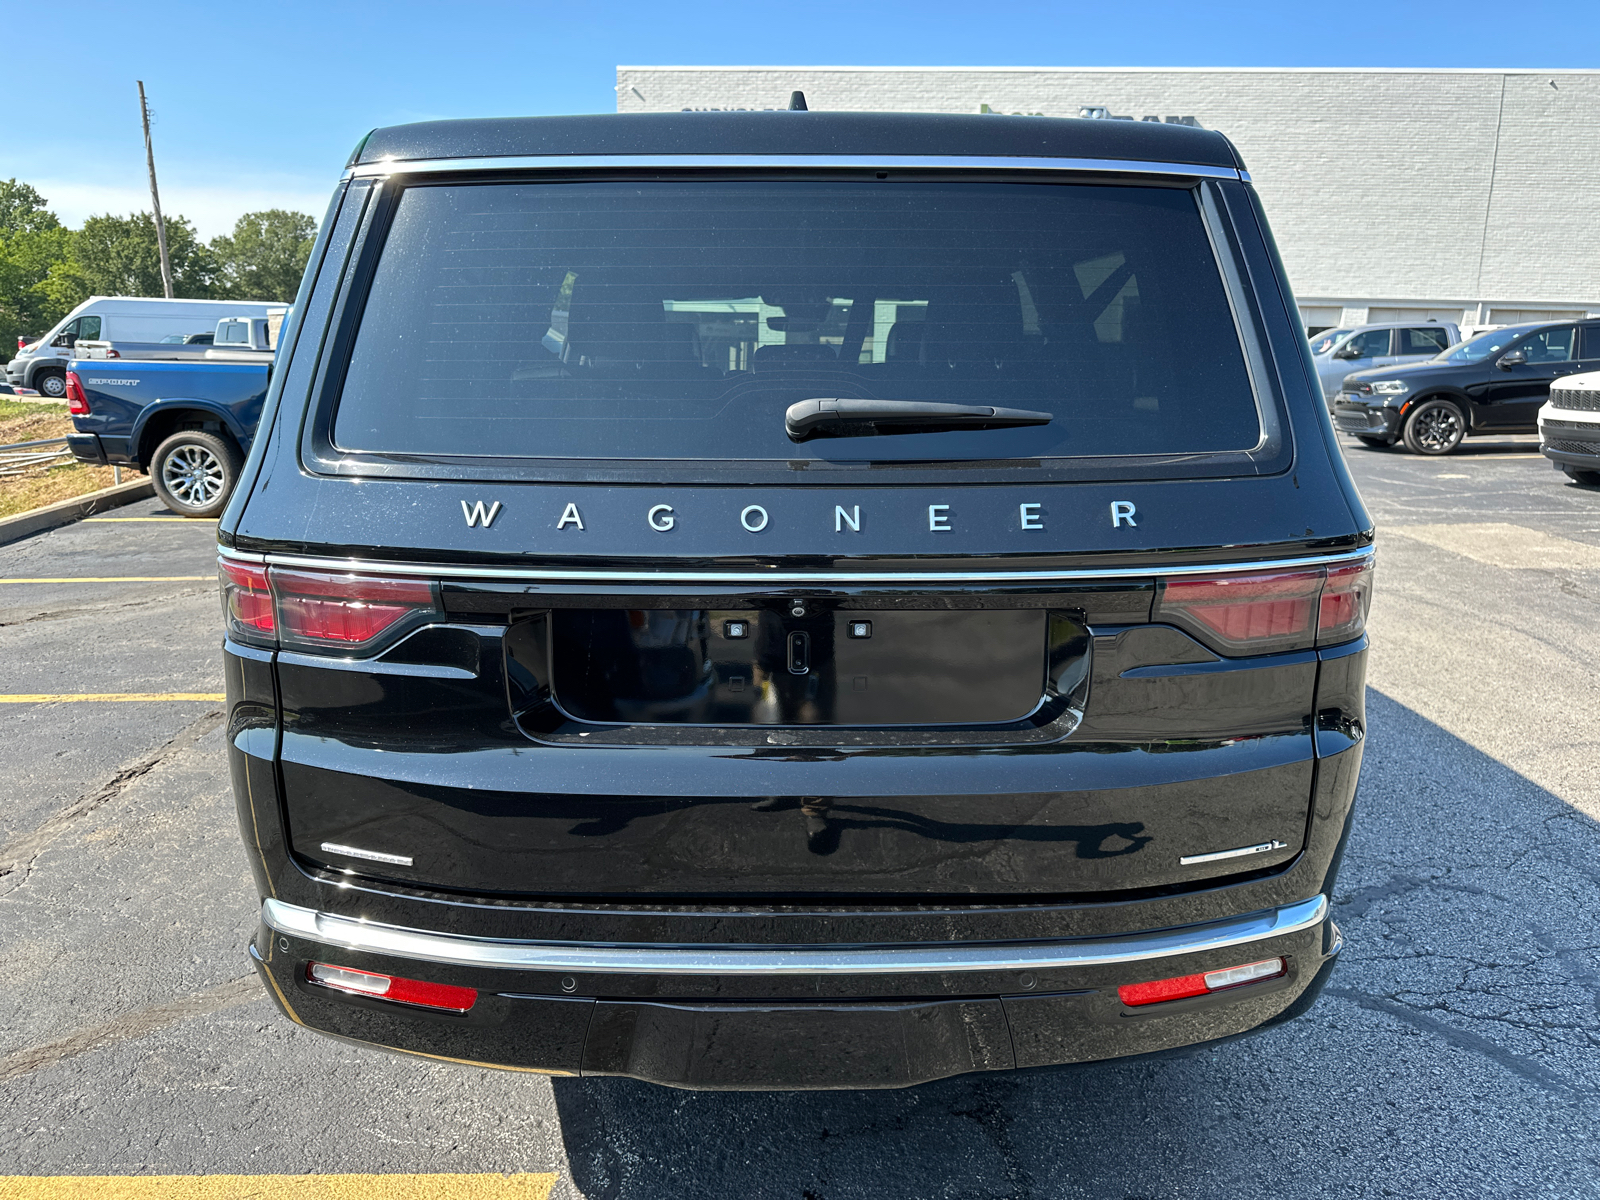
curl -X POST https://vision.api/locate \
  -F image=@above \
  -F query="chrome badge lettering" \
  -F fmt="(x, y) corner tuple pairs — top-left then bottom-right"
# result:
(647, 504), (676, 532)
(461, 500), (502, 528)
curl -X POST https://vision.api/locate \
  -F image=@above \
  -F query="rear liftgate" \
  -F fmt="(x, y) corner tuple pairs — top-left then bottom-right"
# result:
(226, 555), (1371, 901)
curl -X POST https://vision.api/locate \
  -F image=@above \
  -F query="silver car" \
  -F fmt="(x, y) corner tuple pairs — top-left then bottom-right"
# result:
(1312, 321), (1459, 403)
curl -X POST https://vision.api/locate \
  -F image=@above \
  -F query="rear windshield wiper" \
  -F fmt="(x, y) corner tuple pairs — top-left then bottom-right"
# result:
(785, 398), (1052, 442)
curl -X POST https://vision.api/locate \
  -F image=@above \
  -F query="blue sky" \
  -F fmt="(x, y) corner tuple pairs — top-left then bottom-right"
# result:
(7, 0), (1598, 239)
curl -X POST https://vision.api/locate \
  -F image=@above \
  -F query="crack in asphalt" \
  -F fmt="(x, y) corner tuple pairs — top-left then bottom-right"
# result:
(0, 587), (214, 628)
(0, 974), (261, 1082)
(0, 708), (223, 896)
(1323, 986), (1575, 1097)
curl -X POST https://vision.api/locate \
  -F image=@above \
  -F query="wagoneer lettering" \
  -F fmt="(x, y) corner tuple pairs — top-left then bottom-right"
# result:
(222, 110), (1373, 1090)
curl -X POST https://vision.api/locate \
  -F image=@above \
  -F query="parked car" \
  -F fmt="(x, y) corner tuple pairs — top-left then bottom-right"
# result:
(6, 297), (281, 398)
(63, 316), (276, 516)
(220, 110), (1373, 1091)
(75, 313), (282, 361)
(1538, 369), (1600, 485)
(1311, 321), (1460, 403)
(0, 382), (41, 397)
(1332, 320), (1600, 454)
(1308, 327), (1350, 355)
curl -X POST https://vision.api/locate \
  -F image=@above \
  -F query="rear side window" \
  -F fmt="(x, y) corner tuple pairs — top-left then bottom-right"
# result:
(333, 180), (1262, 465)
(1401, 327), (1449, 355)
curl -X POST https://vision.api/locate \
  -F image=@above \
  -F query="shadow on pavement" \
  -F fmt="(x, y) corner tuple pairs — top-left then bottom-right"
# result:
(552, 689), (1600, 1199)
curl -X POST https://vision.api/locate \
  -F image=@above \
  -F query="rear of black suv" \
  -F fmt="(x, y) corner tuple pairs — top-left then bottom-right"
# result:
(221, 112), (1372, 1089)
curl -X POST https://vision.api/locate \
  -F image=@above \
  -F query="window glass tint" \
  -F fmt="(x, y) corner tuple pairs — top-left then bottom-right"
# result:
(334, 181), (1261, 464)
(1401, 327), (1449, 355)
(1520, 327), (1574, 363)
(1345, 329), (1392, 358)
(1580, 326), (1600, 360)
(78, 315), (101, 340)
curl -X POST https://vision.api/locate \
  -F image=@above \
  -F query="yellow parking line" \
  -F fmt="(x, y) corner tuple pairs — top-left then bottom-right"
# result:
(0, 577), (212, 583)
(0, 1175), (559, 1199)
(0, 693), (225, 703)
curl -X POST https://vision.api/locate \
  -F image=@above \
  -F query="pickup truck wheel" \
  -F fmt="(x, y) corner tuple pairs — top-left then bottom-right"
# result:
(1402, 399), (1466, 455)
(151, 431), (241, 518)
(35, 370), (66, 398)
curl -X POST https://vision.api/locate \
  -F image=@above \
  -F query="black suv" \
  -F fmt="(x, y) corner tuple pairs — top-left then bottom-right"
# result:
(1333, 320), (1600, 454)
(220, 112), (1373, 1090)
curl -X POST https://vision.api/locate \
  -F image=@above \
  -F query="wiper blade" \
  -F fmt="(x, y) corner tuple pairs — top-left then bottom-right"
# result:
(785, 398), (1052, 442)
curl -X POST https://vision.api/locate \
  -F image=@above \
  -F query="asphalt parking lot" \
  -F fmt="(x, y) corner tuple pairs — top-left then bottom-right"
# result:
(3, 437), (1599, 1198)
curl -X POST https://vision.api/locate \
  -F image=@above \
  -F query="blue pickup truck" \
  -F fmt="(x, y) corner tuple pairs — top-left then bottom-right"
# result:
(65, 317), (275, 517)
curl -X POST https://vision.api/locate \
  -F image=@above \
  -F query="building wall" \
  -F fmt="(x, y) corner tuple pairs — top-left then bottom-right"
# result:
(615, 67), (1600, 325)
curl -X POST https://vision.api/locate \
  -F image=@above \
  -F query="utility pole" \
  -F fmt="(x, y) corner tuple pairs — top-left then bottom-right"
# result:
(137, 81), (174, 299)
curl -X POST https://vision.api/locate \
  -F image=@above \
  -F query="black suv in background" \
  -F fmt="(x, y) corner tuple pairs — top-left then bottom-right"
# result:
(220, 111), (1373, 1089)
(1333, 320), (1600, 454)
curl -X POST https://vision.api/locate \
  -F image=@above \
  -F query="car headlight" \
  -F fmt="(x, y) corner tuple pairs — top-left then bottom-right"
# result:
(1368, 380), (1409, 395)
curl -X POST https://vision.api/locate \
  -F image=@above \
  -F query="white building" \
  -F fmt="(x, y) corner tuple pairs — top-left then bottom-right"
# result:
(616, 66), (1600, 333)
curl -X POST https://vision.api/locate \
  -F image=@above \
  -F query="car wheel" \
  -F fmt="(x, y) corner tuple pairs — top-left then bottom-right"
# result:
(1402, 399), (1467, 455)
(1563, 467), (1600, 487)
(35, 369), (66, 398)
(151, 431), (241, 518)
(1354, 435), (1395, 448)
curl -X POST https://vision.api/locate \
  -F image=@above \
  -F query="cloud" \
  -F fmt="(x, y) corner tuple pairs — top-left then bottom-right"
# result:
(29, 177), (334, 241)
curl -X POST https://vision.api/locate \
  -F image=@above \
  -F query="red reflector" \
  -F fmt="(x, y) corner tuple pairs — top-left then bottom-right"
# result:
(270, 568), (436, 648)
(1118, 957), (1286, 1007)
(219, 560), (275, 639)
(65, 371), (90, 415)
(308, 962), (477, 1012)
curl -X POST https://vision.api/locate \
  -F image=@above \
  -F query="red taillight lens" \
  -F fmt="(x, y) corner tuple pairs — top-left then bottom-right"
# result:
(219, 560), (275, 642)
(1117, 957), (1286, 1007)
(1318, 561), (1375, 643)
(1156, 558), (1373, 655)
(270, 568), (437, 650)
(65, 371), (90, 415)
(307, 962), (477, 1012)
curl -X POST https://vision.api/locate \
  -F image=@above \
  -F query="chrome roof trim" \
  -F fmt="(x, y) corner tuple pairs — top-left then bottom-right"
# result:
(263, 894), (1327, 976)
(344, 154), (1244, 181)
(219, 545), (1371, 585)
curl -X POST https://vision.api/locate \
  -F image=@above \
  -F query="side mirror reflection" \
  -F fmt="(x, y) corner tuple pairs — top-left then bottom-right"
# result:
(1497, 350), (1526, 369)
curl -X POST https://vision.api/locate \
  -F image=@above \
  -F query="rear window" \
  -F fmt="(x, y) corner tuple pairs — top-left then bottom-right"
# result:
(333, 180), (1261, 465)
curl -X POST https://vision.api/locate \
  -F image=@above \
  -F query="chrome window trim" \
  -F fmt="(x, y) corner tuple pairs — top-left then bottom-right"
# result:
(345, 154), (1245, 181)
(263, 894), (1326, 976)
(218, 545), (1372, 585)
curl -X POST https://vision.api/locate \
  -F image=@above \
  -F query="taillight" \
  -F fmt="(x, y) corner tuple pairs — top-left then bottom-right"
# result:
(65, 371), (90, 415)
(219, 561), (275, 643)
(270, 568), (438, 651)
(218, 559), (440, 653)
(1117, 957), (1286, 1007)
(1156, 557), (1373, 655)
(1318, 561), (1375, 643)
(307, 962), (477, 1013)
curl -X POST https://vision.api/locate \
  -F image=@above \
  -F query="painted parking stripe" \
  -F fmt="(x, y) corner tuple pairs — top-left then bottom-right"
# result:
(0, 577), (212, 583)
(0, 693), (225, 703)
(0, 1175), (559, 1199)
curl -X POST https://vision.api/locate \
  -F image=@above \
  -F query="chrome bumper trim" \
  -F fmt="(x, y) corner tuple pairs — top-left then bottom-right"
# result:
(345, 153), (1245, 181)
(261, 894), (1328, 977)
(218, 546), (1372, 587)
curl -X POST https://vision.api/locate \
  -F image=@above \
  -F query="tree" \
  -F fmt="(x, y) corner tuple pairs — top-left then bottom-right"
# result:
(0, 183), (76, 359)
(0, 179), (61, 237)
(210, 209), (317, 302)
(72, 211), (215, 299)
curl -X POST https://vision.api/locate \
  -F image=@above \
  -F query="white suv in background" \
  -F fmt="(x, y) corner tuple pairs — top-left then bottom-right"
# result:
(1539, 370), (1600, 485)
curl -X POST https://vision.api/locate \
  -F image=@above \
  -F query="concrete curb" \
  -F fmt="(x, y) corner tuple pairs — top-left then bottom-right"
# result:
(0, 477), (157, 546)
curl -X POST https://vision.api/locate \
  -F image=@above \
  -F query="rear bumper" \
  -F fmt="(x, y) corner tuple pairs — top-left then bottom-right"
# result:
(66, 433), (106, 466)
(250, 894), (1340, 1089)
